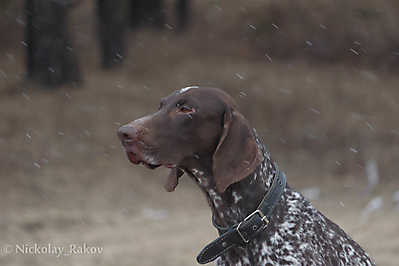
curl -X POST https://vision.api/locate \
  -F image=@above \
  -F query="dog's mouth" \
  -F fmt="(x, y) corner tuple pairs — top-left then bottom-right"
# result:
(124, 149), (183, 192)
(125, 151), (161, 169)
(121, 141), (184, 192)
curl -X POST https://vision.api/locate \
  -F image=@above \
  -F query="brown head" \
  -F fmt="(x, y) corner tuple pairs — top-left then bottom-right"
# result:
(117, 87), (263, 193)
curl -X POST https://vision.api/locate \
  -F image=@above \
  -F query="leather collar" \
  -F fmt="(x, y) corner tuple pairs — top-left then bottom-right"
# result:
(196, 168), (287, 264)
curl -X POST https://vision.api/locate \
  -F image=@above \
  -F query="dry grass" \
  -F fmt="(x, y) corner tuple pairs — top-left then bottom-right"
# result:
(246, 0), (399, 64)
(185, 0), (399, 65)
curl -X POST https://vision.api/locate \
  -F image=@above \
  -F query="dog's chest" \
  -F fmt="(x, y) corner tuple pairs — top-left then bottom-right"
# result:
(216, 188), (374, 266)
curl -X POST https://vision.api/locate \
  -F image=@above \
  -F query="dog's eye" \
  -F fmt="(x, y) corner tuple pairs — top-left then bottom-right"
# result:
(176, 102), (195, 114)
(179, 105), (194, 113)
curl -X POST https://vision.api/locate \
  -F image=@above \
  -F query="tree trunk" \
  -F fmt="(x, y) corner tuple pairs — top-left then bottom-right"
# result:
(130, 0), (165, 30)
(25, 0), (81, 87)
(176, 0), (189, 31)
(97, 0), (129, 68)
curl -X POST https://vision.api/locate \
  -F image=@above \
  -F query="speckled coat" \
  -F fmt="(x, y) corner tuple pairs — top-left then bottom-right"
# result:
(190, 132), (375, 266)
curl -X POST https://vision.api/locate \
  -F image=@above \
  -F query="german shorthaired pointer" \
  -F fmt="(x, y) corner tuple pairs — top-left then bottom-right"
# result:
(117, 87), (375, 265)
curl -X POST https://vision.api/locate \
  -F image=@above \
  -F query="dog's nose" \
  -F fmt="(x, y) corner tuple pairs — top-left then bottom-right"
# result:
(117, 125), (138, 143)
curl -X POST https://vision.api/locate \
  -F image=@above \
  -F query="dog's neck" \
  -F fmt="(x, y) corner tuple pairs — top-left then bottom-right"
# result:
(187, 132), (278, 227)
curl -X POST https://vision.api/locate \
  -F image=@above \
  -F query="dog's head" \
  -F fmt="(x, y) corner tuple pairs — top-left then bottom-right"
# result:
(117, 87), (263, 192)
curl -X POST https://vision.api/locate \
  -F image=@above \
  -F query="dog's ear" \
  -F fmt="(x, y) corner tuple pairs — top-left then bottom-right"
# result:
(212, 107), (263, 193)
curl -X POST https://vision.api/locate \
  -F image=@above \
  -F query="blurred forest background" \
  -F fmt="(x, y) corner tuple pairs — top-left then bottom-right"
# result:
(0, 0), (398, 265)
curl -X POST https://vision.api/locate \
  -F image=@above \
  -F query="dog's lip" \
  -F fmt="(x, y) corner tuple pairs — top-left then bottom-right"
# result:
(126, 151), (140, 164)
(125, 151), (161, 168)
(121, 142), (174, 170)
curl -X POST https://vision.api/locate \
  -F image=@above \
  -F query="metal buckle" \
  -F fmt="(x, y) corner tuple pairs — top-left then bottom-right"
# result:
(237, 210), (269, 243)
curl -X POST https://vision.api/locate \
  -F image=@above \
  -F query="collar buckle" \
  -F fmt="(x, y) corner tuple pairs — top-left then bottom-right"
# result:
(237, 209), (269, 243)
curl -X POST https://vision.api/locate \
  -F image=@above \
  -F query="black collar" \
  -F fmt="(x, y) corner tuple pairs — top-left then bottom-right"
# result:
(196, 168), (287, 264)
